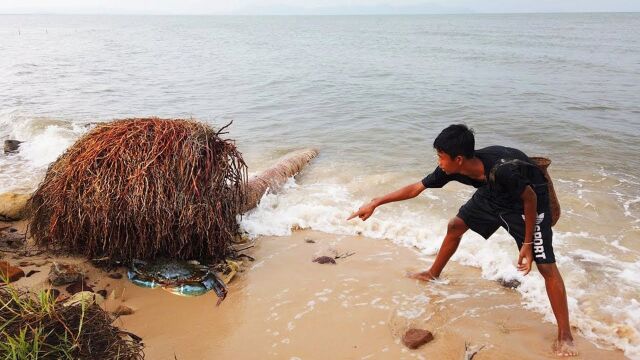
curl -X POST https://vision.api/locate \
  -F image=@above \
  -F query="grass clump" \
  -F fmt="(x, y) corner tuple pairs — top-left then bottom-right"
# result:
(0, 282), (143, 359)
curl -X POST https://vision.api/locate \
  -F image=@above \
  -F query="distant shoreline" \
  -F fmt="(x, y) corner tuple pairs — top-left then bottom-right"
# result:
(1, 11), (639, 17)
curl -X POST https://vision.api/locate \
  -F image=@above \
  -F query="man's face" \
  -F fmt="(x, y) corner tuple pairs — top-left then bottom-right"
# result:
(437, 150), (462, 174)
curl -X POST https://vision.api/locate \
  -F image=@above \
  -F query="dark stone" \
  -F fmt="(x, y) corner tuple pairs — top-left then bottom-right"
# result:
(312, 256), (336, 264)
(26, 270), (40, 277)
(48, 262), (83, 286)
(108, 272), (123, 279)
(497, 278), (521, 289)
(402, 328), (434, 349)
(97, 289), (108, 298)
(3, 140), (22, 154)
(304, 238), (316, 243)
(65, 280), (94, 295)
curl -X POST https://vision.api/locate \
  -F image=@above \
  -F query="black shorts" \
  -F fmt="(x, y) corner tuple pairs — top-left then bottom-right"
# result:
(457, 189), (556, 264)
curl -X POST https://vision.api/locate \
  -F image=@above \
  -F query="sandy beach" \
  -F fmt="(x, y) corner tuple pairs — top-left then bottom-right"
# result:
(2, 218), (627, 359)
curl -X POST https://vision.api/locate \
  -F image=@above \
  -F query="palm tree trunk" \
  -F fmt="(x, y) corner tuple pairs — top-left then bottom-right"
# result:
(242, 148), (319, 213)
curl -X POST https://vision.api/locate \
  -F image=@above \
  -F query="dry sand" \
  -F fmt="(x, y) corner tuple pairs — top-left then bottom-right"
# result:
(1, 220), (629, 359)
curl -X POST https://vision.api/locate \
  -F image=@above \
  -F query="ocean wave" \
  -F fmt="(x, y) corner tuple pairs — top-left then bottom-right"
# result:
(567, 105), (619, 111)
(0, 115), (86, 192)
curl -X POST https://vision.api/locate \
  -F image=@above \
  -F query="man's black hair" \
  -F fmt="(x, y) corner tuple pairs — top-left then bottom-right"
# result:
(433, 124), (475, 159)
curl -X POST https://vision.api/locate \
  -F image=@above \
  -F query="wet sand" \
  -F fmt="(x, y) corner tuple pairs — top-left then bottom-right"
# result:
(95, 230), (627, 360)
(0, 219), (629, 359)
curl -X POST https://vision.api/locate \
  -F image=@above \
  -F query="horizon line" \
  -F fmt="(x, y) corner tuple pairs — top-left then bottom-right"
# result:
(1, 10), (639, 16)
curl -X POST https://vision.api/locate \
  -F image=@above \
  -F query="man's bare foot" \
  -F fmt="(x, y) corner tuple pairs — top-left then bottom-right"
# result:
(407, 270), (437, 281)
(552, 338), (578, 357)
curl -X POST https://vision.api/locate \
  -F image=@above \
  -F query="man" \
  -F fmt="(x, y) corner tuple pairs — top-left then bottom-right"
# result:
(348, 124), (577, 357)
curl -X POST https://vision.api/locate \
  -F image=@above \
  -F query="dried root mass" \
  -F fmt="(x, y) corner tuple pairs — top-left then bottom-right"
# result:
(28, 118), (247, 263)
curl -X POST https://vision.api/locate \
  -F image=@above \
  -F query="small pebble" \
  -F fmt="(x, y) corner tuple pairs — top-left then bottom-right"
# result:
(313, 256), (336, 265)
(402, 328), (434, 349)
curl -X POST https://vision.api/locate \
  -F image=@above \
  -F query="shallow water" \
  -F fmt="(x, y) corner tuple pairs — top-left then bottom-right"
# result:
(1, 13), (639, 358)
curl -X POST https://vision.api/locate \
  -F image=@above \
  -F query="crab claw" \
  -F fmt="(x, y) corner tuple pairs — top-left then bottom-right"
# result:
(219, 259), (240, 284)
(204, 273), (227, 306)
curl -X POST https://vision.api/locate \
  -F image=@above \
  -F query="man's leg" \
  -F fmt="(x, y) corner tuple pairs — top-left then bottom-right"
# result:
(537, 263), (578, 357)
(409, 216), (469, 281)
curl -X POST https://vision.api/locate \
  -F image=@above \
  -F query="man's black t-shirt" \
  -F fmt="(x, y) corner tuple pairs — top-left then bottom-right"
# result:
(421, 146), (547, 210)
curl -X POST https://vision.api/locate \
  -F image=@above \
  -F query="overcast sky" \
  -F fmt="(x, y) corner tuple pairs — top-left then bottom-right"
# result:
(1, 0), (639, 15)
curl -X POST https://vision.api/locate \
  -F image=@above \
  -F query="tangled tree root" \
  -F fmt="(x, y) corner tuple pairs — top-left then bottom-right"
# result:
(28, 118), (247, 263)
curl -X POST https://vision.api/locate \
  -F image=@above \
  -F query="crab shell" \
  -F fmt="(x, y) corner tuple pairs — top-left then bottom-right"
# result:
(129, 259), (210, 283)
(127, 259), (227, 302)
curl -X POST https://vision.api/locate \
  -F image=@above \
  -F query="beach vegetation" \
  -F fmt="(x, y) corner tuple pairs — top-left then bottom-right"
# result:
(0, 279), (143, 359)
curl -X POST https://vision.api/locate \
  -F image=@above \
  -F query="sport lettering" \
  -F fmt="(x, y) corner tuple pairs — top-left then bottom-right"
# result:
(523, 213), (546, 259)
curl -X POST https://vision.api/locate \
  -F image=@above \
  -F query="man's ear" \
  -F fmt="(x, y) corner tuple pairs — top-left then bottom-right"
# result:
(455, 155), (464, 165)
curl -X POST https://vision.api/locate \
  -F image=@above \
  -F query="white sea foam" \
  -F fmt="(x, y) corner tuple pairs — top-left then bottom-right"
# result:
(0, 115), (86, 192)
(624, 197), (640, 217)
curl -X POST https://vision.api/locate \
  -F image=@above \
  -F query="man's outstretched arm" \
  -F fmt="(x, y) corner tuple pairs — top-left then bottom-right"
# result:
(347, 182), (426, 221)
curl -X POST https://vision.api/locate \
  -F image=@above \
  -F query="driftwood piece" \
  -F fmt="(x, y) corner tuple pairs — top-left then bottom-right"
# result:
(242, 148), (319, 213)
(463, 342), (485, 360)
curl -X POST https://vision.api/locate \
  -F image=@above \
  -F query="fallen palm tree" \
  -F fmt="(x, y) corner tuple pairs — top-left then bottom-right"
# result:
(27, 118), (318, 264)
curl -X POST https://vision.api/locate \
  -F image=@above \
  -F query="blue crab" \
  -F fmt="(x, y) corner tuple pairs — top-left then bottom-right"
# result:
(127, 259), (227, 304)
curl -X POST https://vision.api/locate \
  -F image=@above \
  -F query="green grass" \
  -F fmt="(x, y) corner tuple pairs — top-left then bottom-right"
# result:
(0, 278), (73, 360)
(0, 275), (142, 360)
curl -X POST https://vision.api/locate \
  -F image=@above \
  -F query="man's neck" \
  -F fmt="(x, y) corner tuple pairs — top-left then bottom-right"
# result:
(459, 157), (486, 181)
